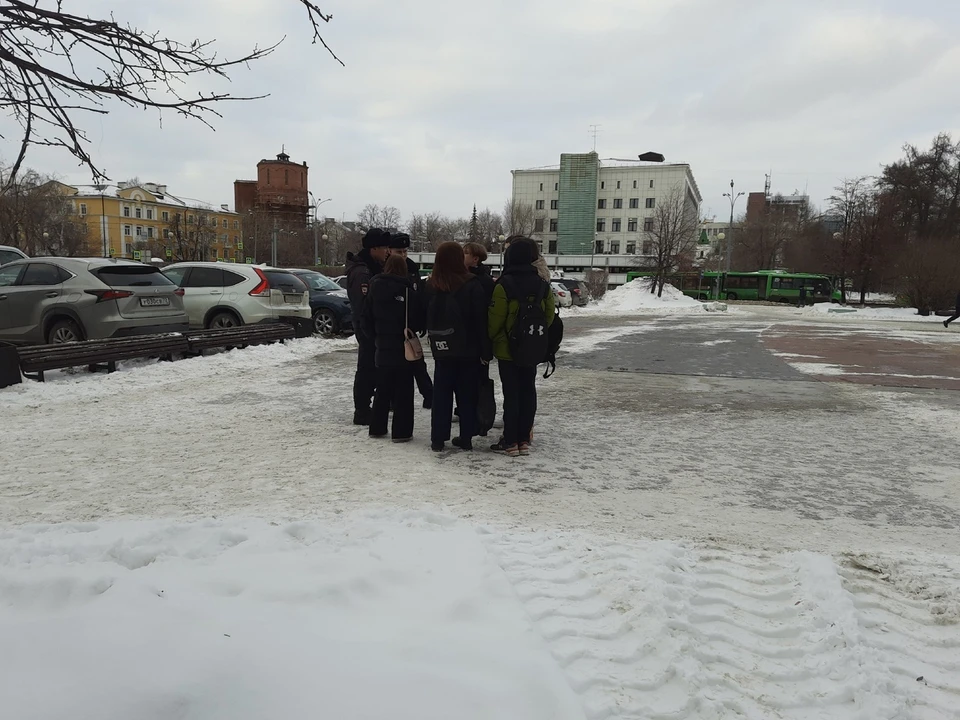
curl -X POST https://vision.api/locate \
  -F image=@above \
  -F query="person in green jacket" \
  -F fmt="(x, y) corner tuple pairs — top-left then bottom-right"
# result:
(488, 237), (555, 457)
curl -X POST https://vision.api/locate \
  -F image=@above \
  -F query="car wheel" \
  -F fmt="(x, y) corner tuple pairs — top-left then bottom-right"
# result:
(47, 318), (82, 344)
(313, 309), (340, 336)
(725, 292), (738, 301)
(208, 311), (241, 329)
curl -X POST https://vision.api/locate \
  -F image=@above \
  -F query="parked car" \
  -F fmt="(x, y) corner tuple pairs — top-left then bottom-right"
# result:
(161, 262), (311, 329)
(284, 269), (353, 336)
(0, 257), (188, 345)
(551, 281), (574, 308)
(555, 278), (589, 306)
(0, 245), (28, 266)
(332, 275), (348, 290)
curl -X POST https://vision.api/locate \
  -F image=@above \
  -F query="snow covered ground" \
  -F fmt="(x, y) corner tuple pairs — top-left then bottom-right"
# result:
(2, 317), (960, 719)
(574, 278), (715, 316)
(803, 303), (947, 323)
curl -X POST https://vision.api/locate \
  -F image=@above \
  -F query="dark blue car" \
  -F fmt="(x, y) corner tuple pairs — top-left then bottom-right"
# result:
(286, 269), (353, 336)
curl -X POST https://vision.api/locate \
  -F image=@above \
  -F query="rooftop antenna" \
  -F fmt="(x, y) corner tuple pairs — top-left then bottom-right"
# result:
(764, 172), (771, 199)
(589, 124), (602, 152)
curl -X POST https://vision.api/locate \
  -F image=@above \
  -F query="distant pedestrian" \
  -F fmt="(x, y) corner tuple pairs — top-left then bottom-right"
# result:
(488, 237), (555, 457)
(345, 228), (392, 425)
(426, 242), (492, 452)
(390, 232), (434, 408)
(944, 291), (960, 328)
(361, 254), (424, 442)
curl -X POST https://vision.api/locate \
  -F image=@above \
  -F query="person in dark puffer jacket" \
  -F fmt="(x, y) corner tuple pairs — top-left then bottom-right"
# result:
(389, 231), (433, 408)
(360, 254), (425, 442)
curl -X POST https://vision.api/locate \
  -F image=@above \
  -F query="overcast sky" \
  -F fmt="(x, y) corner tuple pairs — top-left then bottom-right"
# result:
(5, 0), (960, 223)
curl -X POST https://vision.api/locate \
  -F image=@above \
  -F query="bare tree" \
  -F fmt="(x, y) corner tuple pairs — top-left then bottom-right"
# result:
(584, 268), (609, 300)
(0, 165), (90, 255)
(476, 207), (503, 249)
(0, 1), (340, 189)
(357, 204), (402, 232)
(647, 186), (699, 297)
(159, 208), (217, 261)
(503, 199), (536, 236)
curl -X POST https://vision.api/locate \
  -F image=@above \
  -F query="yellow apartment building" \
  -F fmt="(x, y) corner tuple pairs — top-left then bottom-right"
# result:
(55, 181), (243, 262)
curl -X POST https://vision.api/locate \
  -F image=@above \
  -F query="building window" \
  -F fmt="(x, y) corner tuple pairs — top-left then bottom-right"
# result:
(234, 220), (239, 229)
(535, 199), (545, 210)
(188, 231), (195, 241)
(616, 181), (621, 189)
(147, 227), (154, 239)
(549, 219), (558, 232)
(222, 219), (228, 229)
(125, 243), (133, 255)
(649, 179), (654, 189)
(134, 207), (141, 219)
(135, 226), (143, 237)
(627, 218), (638, 232)
(233, 235), (239, 243)
(188, 214), (195, 224)
(600, 181), (605, 190)
(548, 240), (557, 253)
(284, 169), (289, 185)
(633, 180), (638, 189)
(79, 203), (87, 215)
(611, 241), (620, 254)
(554, 182), (558, 191)
(629, 198), (639, 209)
(613, 198), (623, 209)
(146, 208), (153, 220)
(627, 242), (636, 254)
(221, 234), (228, 242)
(539, 183), (543, 191)
(123, 225), (131, 236)
(175, 213), (181, 222)
(612, 219), (622, 232)
(642, 240), (653, 254)
(645, 198), (656, 209)
(643, 218), (654, 232)
(164, 229), (171, 239)
(597, 199), (606, 209)
(550, 199), (558, 210)
(162, 211), (169, 222)
(596, 219), (605, 232)
(534, 218), (544, 233)
(123, 206), (130, 217)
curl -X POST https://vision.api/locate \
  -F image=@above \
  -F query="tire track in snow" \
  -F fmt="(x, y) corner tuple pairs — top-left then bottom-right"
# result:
(483, 531), (960, 720)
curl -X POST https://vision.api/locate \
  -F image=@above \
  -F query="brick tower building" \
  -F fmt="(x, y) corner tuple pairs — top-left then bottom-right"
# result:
(234, 149), (310, 229)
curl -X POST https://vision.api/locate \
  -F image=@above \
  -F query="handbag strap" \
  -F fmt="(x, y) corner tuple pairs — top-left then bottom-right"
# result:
(405, 287), (409, 330)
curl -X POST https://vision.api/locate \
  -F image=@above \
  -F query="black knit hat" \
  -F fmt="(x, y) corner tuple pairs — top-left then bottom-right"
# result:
(388, 232), (411, 250)
(504, 238), (536, 267)
(362, 228), (392, 249)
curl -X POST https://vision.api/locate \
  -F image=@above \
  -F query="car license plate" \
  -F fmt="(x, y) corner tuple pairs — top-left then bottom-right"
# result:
(140, 297), (170, 307)
(284, 294), (301, 304)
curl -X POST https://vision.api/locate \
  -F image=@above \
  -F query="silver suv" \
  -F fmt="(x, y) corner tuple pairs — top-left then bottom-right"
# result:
(0, 257), (189, 345)
(0, 245), (28, 266)
(161, 262), (311, 328)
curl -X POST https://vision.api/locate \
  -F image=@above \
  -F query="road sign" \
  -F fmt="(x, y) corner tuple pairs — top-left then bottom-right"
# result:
(108, 247), (115, 257)
(165, 248), (172, 258)
(133, 250), (142, 260)
(316, 257), (322, 265)
(245, 257), (253, 264)
(237, 241), (244, 251)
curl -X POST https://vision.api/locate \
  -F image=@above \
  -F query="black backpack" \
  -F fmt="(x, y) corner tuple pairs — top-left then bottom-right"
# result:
(427, 292), (469, 358)
(543, 308), (564, 378)
(504, 278), (550, 368)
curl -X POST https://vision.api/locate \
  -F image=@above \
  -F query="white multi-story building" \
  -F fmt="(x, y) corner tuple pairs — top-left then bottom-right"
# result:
(511, 153), (702, 257)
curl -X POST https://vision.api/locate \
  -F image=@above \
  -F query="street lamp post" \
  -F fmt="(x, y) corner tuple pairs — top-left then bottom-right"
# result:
(498, 234), (506, 272)
(308, 192), (332, 266)
(321, 233), (329, 265)
(94, 184), (108, 257)
(715, 232), (725, 299)
(722, 180), (745, 273)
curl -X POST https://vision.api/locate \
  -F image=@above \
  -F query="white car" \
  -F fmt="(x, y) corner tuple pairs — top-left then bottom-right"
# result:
(0, 245), (28, 266)
(551, 281), (573, 308)
(161, 262), (311, 329)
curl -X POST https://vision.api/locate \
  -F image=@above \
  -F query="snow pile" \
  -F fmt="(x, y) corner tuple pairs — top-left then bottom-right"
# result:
(805, 304), (947, 323)
(0, 515), (581, 720)
(580, 278), (706, 315)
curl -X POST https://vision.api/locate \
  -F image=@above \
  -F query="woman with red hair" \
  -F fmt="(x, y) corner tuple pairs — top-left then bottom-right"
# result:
(426, 242), (492, 451)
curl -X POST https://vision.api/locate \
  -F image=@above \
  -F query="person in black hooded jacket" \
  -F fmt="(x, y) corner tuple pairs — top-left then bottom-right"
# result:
(389, 231), (433, 408)
(345, 228), (393, 425)
(425, 242), (492, 452)
(361, 254), (425, 442)
(463, 242), (496, 303)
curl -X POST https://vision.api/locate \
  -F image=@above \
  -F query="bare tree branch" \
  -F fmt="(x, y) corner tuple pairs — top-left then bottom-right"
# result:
(0, 0), (340, 190)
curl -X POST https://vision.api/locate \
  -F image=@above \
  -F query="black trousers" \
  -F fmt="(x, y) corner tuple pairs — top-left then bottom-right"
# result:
(353, 336), (376, 414)
(370, 364), (415, 439)
(413, 357), (434, 402)
(499, 360), (537, 447)
(431, 359), (479, 443)
(947, 293), (960, 325)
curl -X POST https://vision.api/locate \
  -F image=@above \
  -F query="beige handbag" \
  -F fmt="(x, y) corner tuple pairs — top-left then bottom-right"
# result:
(403, 288), (423, 362)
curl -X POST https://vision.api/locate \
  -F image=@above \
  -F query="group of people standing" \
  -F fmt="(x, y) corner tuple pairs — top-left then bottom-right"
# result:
(346, 230), (557, 457)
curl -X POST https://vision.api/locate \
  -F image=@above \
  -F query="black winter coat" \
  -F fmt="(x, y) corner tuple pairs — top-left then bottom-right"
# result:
(345, 249), (383, 341)
(470, 263), (496, 304)
(360, 273), (425, 368)
(426, 275), (493, 363)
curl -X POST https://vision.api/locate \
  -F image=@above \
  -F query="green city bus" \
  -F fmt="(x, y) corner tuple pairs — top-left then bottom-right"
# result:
(625, 271), (834, 304)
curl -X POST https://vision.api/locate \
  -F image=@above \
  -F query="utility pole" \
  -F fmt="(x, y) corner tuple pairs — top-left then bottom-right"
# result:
(723, 180), (745, 273)
(271, 219), (278, 267)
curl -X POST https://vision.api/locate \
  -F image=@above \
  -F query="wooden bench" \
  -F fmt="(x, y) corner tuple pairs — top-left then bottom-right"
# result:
(184, 322), (296, 355)
(17, 333), (190, 382)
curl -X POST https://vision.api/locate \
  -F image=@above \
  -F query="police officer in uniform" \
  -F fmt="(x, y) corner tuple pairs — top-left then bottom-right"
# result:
(389, 231), (434, 408)
(346, 228), (392, 425)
